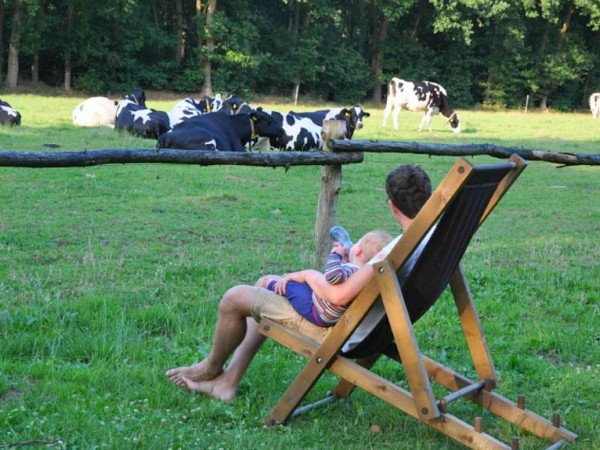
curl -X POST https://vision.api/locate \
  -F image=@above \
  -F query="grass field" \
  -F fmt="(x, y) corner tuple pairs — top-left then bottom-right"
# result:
(1, 94), (599, 449)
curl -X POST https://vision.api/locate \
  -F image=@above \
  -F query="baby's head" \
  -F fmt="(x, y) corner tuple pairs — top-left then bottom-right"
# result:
(350, 230), (393, 265)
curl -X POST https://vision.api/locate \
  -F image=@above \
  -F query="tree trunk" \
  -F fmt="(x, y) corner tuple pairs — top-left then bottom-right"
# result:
(558, 6), (574, 52)
(370, 2), (388, 104)
(5, 0), (23, 89)
(64, 1), (73, 92)
(539, 95), (548, 111)
(175, 0), (185, 63)
(289, 1), (301, 98)
(31, 52), (39, 82)
(200, 0), (216, 97)
(0, 0), (5, 79)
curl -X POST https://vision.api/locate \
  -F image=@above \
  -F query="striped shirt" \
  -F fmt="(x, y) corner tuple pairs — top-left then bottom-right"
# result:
(311, 252), (360, 326)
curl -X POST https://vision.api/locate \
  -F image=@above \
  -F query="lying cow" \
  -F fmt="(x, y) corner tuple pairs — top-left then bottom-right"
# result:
(382, 78), (461, 133)
(220, 94), (253, 115)
(72, 96), (118, 127)
(168, 94), (223, 128)
(168, 94), (251, 128)
(115, 89), (170, 139)
(590, 93), (600, 118)
(265, 105), (370, 151)
(157, 108), (283, 151)
(0, 99), (22, 126)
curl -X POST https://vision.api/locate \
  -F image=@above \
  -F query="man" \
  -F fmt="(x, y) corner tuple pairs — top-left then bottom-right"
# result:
(166, 164), (433, 402)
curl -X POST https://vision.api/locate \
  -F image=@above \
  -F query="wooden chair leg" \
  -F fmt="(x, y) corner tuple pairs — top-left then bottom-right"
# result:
(375, 259), (440, 422)
(450, 265), (497, 383)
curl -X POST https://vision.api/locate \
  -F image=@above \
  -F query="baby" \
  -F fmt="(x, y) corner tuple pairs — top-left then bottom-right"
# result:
(258, 229), (393, 327)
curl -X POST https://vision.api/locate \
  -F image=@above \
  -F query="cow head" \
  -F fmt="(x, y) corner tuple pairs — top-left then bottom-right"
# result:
(251, 108), (284, 138)
(222, 94), (252, 115)
(349, 105), (370, 131)
(446, 112), (461, 133)
(125, 89), (146, 106)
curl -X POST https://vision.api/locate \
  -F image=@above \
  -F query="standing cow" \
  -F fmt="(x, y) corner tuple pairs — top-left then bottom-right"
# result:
(382, 78), (461, 133)
(72, 97), (118, 127)
(0, 99), (22, 126)
(115, 89), (170, 139)
(590, 93), (600, 118)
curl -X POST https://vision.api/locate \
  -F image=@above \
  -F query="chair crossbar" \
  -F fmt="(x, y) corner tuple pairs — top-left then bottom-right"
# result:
(291, 394), (337, 417)
(546, 440), (568, 450)
(439, 381), (485, 411)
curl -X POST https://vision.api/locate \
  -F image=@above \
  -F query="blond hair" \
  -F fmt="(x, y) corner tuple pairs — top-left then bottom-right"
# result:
(359, 230), (394, 261)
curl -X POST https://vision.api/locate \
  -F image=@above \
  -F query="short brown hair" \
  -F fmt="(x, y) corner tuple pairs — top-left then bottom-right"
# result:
(359, 230), (394, 261)
(385, 165), (432, 219)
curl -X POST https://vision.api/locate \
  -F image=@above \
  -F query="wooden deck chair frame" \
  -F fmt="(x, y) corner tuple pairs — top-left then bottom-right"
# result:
(259, 155), (578, 449)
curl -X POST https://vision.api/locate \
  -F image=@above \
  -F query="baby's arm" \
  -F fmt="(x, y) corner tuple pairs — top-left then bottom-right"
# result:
(302, 265), (374, 306)
(271, 269), (324, 295)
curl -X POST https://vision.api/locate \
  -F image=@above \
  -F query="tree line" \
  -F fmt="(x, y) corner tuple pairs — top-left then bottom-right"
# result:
(1, 0), (599, 110)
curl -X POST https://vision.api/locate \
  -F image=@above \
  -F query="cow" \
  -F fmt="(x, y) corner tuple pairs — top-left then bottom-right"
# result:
(115, 89), (170, 139)
(167, 94), (251, 128)
(264, 105), (370, 151)
(382, 78), (461, 133)
(72, 96), (118, 127)
(590, 93), (600, 118)
(157, 108), (284, 151)
(167, 94), (223, 128)
(220, 94), (253, 115)
(0, 99), (22, 126)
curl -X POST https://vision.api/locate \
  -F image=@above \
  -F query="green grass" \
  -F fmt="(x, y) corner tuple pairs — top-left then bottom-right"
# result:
(0, 94), (599, 449)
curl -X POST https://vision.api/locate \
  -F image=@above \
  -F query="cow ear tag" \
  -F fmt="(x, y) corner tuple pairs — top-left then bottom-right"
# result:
(345, 111), (351, 116)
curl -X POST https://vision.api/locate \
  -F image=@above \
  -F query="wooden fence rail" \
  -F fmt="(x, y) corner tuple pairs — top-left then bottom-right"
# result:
(0, 148), (363, 168)
(329, 140), (600, 166)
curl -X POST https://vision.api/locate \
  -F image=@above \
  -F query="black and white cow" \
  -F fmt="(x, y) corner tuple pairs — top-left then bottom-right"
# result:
(157, 108), (283, 151)
(167, 94), (223, 128)
(382, 78), (460, 133)
(220, 94), (253, 115)
(115, 89), (170, 139)
(590, 93), (600, 118)
(72, 96), (118, 127)
(0, 99), (22, 126)
(167, 94), (251, 128)
(265, 105), (370, 151)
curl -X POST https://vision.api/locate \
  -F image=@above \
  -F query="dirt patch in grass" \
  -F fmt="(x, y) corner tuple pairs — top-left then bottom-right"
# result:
(1, 386), (24, 404)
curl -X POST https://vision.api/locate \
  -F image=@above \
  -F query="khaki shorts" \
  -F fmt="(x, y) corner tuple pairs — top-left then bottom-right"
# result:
(251, 288), (332, 343)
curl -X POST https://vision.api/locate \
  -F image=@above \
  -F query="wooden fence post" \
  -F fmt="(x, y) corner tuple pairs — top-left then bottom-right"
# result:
(313, 120), (347, 269)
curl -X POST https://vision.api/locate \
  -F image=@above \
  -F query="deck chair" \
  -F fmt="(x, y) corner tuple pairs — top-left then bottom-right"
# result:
(258, 155), (578, 449)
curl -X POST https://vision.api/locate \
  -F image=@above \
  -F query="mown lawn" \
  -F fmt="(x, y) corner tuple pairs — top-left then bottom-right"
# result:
(0, 94), (599, 449)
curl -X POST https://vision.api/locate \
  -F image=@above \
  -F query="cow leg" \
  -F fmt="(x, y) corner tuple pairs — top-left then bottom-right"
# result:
(382, 101), (392, 128)
(419, 108), (436, 132)
(418, 111), (430, 132)
(391, 106), (401, 130)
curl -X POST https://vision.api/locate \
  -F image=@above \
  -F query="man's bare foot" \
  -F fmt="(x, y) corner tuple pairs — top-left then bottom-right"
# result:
(166, 361), (223, 387)
(181, 374), (236, 403)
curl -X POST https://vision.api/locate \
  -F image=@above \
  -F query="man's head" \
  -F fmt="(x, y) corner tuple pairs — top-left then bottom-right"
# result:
(350, 230), (393, 265)
(385, 165), (432, 219)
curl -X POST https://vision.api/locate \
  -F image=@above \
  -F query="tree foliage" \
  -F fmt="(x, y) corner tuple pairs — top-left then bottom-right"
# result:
(0, 0), (598, 109)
